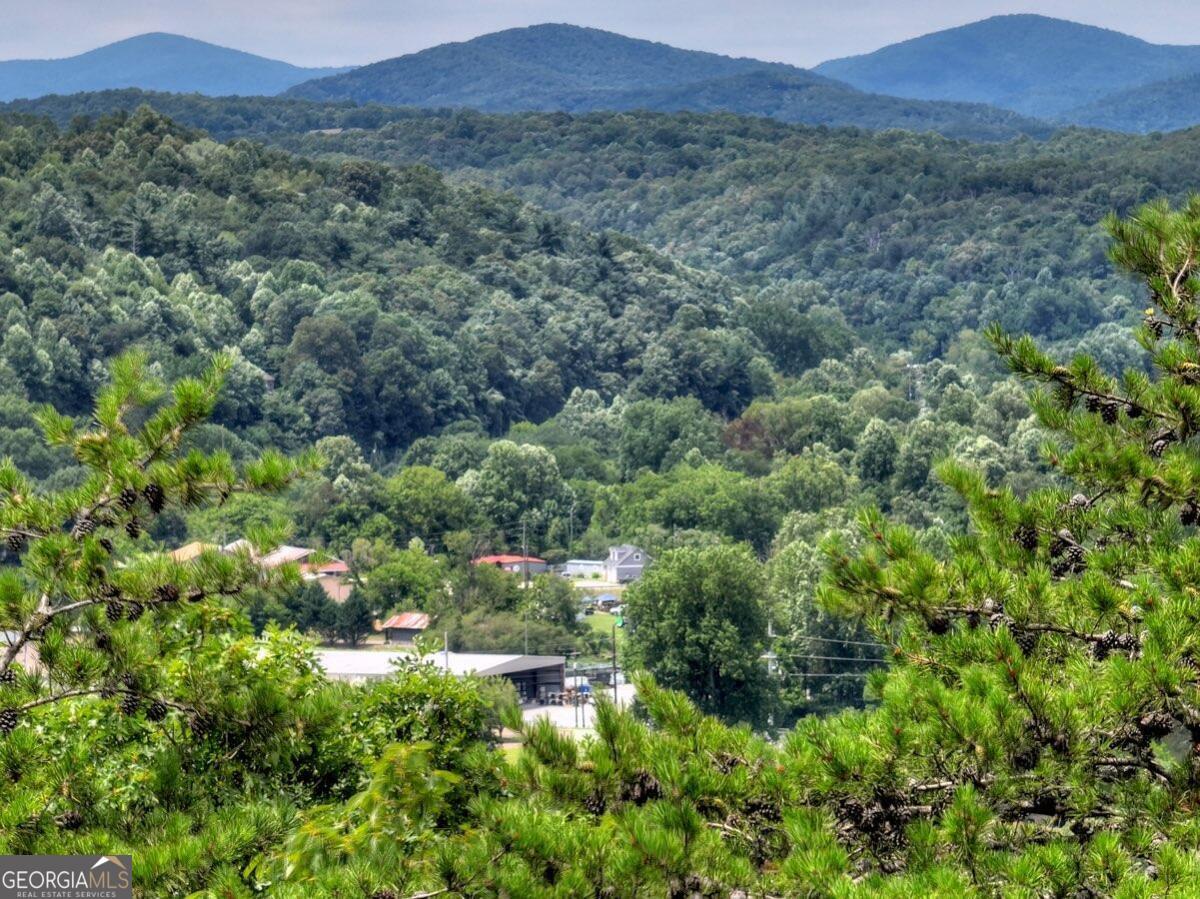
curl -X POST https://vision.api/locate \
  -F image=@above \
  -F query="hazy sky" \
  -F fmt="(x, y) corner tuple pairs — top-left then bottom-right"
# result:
(6, 1), (1200, 68)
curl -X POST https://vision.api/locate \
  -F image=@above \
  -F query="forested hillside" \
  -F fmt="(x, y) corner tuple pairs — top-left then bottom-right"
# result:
(0, 103), (1062, 703)
(264, 108), (1175, 359)
(0, 107), (769, 457)
(1062, 71), (1200, 133)
(4, 94), (1171, 360)
(278, 24), (1051, 141)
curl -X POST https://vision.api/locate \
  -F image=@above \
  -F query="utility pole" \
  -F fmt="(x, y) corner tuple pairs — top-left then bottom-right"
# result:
(566, 486), (577, 550)
(521, 519), (530, 589)
(611, 620), (619, 707)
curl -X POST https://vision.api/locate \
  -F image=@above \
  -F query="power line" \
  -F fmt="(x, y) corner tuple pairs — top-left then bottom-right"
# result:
(789, 635), (887, 648)
(773, 653), (887, 664)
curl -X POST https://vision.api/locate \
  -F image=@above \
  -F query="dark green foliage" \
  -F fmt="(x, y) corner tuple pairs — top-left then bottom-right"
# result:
(0, 106), (768, 460)
(332, 594), (374, 646)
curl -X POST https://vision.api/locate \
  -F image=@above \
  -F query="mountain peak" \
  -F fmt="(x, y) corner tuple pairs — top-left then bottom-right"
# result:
(815, 15), (1200, 117)
(284, 23), (781, 108)
(0, 34), (352, 101)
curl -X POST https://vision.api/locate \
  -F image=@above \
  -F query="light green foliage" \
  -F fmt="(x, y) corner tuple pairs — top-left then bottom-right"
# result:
(458, 440), (567, 536)
(625, 544), (771, 724)
(358, 545), (445, 614)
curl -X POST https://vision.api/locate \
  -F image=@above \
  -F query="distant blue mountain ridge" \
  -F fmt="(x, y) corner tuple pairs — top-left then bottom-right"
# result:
(0, 33), (352, 101)
(815, 14), (1200, 121)
(8, 19), (1200, 135)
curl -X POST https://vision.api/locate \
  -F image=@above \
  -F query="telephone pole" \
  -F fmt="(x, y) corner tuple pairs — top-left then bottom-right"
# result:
(521, 519), (530, 589)
(611, 620), (619, 706)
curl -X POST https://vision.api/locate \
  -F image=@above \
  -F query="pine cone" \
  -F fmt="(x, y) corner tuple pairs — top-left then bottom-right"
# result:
(71, 517), (95, 540)
(189, 712), (212, 737)
(1182, 501), (1200, 527)
(145, 699), (168, 722)
(1052, 544), (1086, 577)
(124, 517), (141, 539)
(1011, 743), (1040, 771)
(154, 584), (180, 603)
(119, 693), (141, 716)
(1085, 396), (1102, 413)
(1093, 631), (1120, 661)
(1148, 319), (1165, 340)
(98, 537), (114, 555)
(0, 669), (14, 686)
(101, 583), (121, 599)
(142, 483), (165, 514)
(125, 602), (144, 622)
(105, 601), (123, 623)
(54, 810), (83, 830)
(584, 789), (606, 815)
(1015, 629), (1038, 655)
(0, 707), (19, 734)
(1049, 530), (1075, 557)
(927, 615), (950, 636)
(370, 891), (398, 899)
(99, 679), (118, 699)
(1151, 437), (1172, 458)
(94, 632), (112, 653)
(619, 770), (663, 805)
(1012, 524), (1038, 551)
(116, 486), (138, 510)
(1100, 402), (1119, 425)
(5, 533), (24, 554)
(1137, 710), (1175, 739)
(120, 672), (138, 691)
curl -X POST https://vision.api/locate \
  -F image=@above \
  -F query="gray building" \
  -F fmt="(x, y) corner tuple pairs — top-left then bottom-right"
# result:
(603, 545), (650, 583)
(316, 649), (565, 702)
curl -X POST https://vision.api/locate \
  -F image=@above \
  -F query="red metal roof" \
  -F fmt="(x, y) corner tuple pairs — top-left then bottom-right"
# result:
(472, 554), (547, 565)
(301, 560), (350, 575)
(381, 612), (430, 630)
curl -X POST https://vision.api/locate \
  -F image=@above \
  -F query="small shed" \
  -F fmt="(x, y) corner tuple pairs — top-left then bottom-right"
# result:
(381, 611), (431, 645)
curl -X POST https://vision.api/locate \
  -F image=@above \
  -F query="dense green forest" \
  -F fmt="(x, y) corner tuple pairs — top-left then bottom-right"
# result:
(272, 109), (1183, 358)
(7, 93), (1182, 361)
(5, 188), (1200, 895)
(3, 89), (1200, 895)
(0, 105), (1065, 705)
